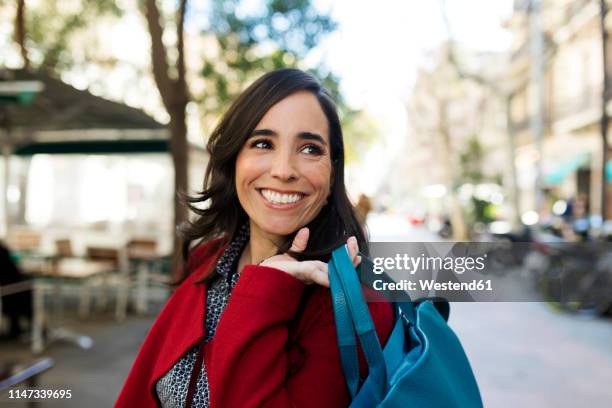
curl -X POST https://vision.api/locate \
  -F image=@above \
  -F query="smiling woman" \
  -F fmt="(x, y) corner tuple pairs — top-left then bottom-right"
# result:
(116, 69), (394, 408)
(181, 69), (366, 269)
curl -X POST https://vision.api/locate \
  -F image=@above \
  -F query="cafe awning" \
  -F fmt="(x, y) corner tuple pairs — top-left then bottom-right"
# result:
(544, 153), (591, 185)
(0, 68), (170, 154)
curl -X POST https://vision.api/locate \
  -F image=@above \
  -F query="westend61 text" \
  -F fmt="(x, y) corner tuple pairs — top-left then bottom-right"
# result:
(373, 279), (493, 292)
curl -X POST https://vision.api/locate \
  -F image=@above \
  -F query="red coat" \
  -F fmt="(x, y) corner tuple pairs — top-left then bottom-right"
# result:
(116, 240), (394, 407)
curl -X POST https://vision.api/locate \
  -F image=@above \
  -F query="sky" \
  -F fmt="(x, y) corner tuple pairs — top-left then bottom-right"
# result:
(310, 0), (514, 196)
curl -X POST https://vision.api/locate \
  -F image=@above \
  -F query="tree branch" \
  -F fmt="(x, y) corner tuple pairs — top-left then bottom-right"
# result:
(143, 0), (174, 109)
(176, 0), (188, 92)
(14, 0), (30, 69)
(439, 0), (504, 96)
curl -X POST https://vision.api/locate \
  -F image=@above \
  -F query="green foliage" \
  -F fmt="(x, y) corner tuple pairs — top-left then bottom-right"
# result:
(469, 197), (496, 225)
(458, 136), (500, 225)
(458, 135), (485, 184)
(194, 0), (378, 162)
(197, 0), (335, 122)
(341, 108), (379, 164)
(15, 0), (122, 71)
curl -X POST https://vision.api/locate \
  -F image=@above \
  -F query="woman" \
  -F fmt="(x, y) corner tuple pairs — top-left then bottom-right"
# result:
(116, 69), (394, 407)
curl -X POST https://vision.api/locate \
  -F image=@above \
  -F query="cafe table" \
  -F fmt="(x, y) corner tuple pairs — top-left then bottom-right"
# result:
(127, 248), (171, 314)
(20, 256), (115, 354)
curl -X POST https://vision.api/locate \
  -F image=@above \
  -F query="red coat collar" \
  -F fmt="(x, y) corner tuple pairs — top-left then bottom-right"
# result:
(150, 240), (226, 387)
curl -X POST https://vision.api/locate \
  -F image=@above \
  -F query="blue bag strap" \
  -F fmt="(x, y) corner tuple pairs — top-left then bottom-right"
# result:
(328, 259), (360, 398)
(330, 246), (387, 401)
(357, 255), (418, 325)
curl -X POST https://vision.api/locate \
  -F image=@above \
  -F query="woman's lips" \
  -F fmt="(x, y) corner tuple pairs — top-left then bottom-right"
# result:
(257, 188), (306, 210)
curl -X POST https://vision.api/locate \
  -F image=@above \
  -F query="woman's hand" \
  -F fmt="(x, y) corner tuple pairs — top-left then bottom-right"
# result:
(259, 227), (362, 288)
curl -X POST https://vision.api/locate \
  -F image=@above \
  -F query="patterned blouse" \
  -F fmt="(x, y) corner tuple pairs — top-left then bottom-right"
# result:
(155, 224), (250, 408)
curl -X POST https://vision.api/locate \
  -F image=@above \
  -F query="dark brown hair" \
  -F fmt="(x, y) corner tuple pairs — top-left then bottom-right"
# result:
(180, 68), (367, 282)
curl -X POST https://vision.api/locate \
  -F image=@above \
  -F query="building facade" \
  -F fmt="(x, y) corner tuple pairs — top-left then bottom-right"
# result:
(508, 0), (611, 219)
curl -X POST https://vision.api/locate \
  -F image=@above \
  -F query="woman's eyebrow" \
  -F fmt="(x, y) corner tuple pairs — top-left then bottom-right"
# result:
(298, 132), (327, 146)
(250, 128), (277, 137)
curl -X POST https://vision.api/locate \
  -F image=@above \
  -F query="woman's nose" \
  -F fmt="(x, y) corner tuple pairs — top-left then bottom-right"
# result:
(269, 151), (298, 181)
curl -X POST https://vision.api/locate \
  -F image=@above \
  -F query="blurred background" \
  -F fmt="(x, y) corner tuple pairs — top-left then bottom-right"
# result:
(0, 0), (611, 406)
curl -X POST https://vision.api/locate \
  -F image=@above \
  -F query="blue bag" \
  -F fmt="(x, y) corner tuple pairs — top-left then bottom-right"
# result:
(328, 246), (483, 407)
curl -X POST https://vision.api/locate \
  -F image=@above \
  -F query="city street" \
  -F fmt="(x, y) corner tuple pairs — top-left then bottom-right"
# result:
(368, 213), (612, 407)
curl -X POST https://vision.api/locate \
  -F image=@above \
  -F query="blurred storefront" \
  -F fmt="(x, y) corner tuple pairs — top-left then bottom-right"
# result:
(508, 0), (612, 219)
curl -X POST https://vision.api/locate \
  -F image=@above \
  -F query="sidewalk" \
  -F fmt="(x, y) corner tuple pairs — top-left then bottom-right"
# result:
(451, 302), (612, 407)
(0, 311), (156, 407)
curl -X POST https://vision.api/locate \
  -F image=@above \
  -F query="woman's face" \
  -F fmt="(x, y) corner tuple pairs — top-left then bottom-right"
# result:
(235, 90), (333, 241)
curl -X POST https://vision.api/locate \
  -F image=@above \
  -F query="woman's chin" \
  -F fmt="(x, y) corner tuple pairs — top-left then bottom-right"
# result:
(257, 220), (302, 238)
(266, 226), (298, 238)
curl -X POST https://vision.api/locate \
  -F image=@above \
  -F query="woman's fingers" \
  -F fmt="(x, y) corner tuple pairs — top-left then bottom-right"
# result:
(291, 260), (329, 287)
(260, 259), (329, 287)
(263, 230), (379, 288)
(304, 261), (329, 287)
(290, 227), (310, 253)
(347, 236), (362, 267)
(297, 261), (329, 287)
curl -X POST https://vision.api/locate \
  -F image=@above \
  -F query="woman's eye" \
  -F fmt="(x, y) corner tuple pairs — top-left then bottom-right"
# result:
(301, 144), (323, 155)
(250, 139), (272, 149)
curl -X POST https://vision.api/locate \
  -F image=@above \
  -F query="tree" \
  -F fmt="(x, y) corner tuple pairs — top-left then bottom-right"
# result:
(407, 52), (469, 240)
(459, 136), (485, 184)
(140, 0), (190, 274)
(341, 109), (379, 164)
(459, 136), (498, 226)
(14, 0), (28, 69)
(439, 0), (521, 226)
(197, 0), (337, 125)
(10, 0), (122, 71)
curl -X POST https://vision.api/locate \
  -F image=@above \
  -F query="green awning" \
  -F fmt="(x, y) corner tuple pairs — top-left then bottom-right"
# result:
(544, 153), (590, 185)
(14, 139), (169, 156)
(606, 160), (612, 182)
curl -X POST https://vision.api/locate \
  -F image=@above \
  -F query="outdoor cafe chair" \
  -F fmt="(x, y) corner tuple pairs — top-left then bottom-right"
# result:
(84, 246), (130, 321)
(49, 238), (109, 318)
(126, 238), (171, 314)
(6, 229), (41, 254)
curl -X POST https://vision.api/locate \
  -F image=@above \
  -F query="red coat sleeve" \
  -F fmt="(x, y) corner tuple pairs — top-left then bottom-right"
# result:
(205, 264), (394, 407)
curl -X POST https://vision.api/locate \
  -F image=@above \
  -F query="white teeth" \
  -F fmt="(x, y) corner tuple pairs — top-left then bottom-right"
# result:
(261, 189), (303, 204)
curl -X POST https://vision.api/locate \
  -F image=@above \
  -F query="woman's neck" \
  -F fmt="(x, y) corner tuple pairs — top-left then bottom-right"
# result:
(242, 221), (284, 266)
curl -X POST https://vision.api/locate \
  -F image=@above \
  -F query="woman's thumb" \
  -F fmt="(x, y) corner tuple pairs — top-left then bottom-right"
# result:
(290, 227), (309, 253)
